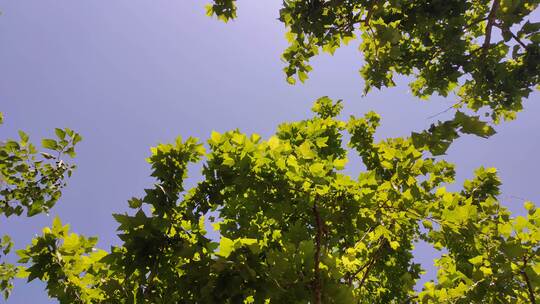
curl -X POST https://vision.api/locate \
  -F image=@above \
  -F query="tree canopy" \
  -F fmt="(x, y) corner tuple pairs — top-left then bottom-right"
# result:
(209, 0), (539, 149)
(1, 1), (539, 303)
(5, 98), (539, 303)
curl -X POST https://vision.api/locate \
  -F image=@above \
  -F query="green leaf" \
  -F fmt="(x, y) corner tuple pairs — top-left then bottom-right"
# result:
(222, 156), (235, 166)
(52, 217), (63, 234)
(54, 128), (66, 140)
(468, 255), (483, 266)
(268, 136), (280, 150)
(18, 131), (29, 144)
(454, 112), (496, 138)
(210, 131), (222, 144)
(315, 137), (328, 148)
(297, 141), (315, 159)
(42, 139), (58, 150)
(128, 197), (143, 209)
(217, 237), (234, 257)
(62, 233), (80, 252)
(333, 158), (347, 170)
(309, 163), (325, 176)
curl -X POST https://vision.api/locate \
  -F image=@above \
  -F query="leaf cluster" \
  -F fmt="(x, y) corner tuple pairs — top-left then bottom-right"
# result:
(208, 0), (540, 148)
(0, 112), (81, 299)
(1, 117), (81, 217)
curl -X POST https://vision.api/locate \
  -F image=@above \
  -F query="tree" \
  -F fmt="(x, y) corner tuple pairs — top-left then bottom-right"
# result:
(208, 0), (539, 153)
(12, 98), (539, 303)
(2, 2), (539, 303)
(0, 111), (81, 299)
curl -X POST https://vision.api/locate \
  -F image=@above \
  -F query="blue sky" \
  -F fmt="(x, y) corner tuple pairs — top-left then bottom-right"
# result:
(1, 1), (539, 303)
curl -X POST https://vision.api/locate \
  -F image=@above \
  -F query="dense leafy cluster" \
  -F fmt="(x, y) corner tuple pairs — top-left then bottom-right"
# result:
(13, 98), (539, 303)
(0, 112), (81, 299)
(208, 0), (539, 143)
(1, 113), (81, 217)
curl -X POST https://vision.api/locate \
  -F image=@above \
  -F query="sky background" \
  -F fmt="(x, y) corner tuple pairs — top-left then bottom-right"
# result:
(0, 1), (539, 303)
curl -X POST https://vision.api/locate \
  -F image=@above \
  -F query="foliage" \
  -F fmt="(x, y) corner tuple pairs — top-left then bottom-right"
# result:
(17, 217), (108, 303)
(14, 98), (539, 303)
(411, 111), (496, 155)
(207, 0), (539, 119)
(0, 235), (16, 300)
(1, 114), (82, 217)
(207, 0), (539, 153)
(2, 2), (539, 302)
(0, 111), (81, 299)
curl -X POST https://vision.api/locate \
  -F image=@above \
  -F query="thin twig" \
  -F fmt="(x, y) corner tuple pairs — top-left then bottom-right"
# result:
(494, 23), (527, 49)
(401, 295), (419, 304)
(463, 17), (489, 30)
(427, 105), (455, 120)
(499, 192), (528, 202)
(426, 101), (463, 120)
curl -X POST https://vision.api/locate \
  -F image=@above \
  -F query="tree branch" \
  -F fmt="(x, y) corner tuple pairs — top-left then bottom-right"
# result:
(312, 201), (323, 304)
(483, 0), (500, 52)
(363, 0), (377, 26)
(357, 253), (377, 290)
(521, 256), (536, 304)
(351, 238), (387, 290)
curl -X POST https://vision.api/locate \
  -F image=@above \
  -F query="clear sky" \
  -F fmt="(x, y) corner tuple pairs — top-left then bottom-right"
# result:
(1, 1), (538, 303)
